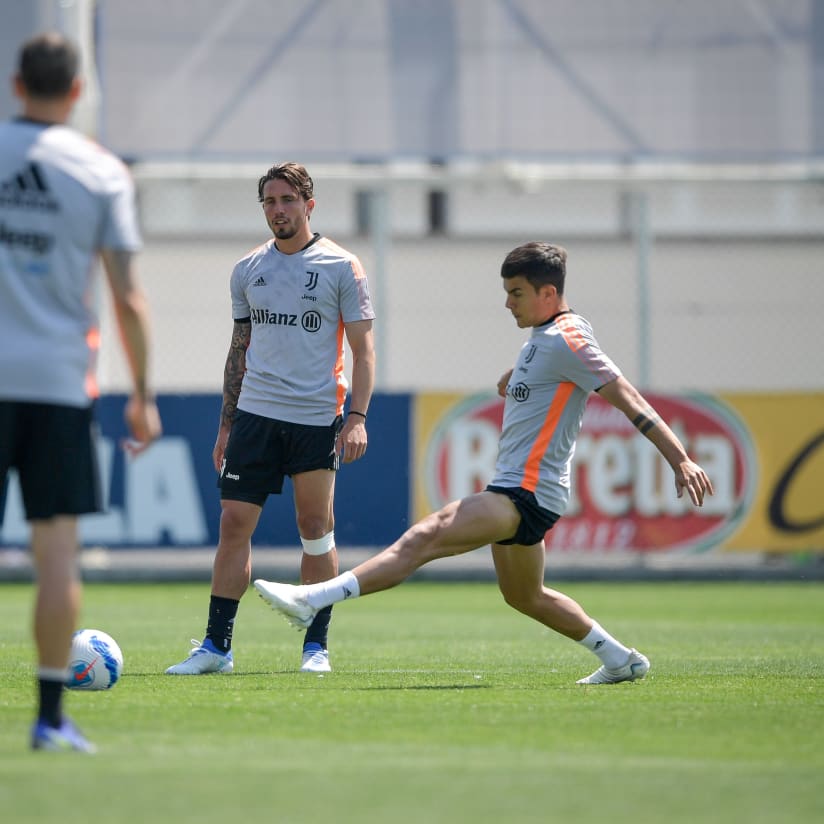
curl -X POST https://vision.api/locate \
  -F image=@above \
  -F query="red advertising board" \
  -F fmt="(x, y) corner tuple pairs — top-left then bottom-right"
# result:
(416, 391), (763, 554)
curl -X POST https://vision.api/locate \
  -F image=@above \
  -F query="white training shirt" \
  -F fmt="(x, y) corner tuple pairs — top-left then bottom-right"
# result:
(491, 311), (621, 515)
(0, 118), (141, 407)
(231, 234), (375, 425)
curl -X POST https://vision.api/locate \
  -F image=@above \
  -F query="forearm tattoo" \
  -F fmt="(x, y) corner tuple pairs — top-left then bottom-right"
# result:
(632, 409), (662, 436)
(221, 322), (250, 428)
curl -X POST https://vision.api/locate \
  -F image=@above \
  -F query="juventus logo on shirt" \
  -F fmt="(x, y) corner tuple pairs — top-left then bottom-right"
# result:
(304, 270), (319, 290)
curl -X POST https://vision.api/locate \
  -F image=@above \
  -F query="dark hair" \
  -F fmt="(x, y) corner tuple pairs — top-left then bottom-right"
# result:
(500, 241), (567, 295)
(18, 32), (79, 99)
(257, 162), (314, 203)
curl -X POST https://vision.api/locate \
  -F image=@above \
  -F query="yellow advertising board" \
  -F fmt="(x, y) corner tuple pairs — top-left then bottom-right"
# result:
(721, 395), (824, 551)
(414, 392), (824, 554)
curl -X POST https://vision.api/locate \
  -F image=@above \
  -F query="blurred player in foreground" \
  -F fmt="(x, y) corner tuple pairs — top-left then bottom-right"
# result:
(0, 33), (161, 752)
(166, 162), (375, 676)
(255, 241), (713, 683)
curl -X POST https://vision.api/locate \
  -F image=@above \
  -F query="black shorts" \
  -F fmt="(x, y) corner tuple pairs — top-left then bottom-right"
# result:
(486, 484), (560, 546)
(219, 409), (343, 506)
(0, 400), (102, 522)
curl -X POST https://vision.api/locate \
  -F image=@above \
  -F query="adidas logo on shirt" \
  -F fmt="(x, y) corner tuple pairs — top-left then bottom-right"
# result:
(252, 276), (266, 287)
(0, 162), (59, 212)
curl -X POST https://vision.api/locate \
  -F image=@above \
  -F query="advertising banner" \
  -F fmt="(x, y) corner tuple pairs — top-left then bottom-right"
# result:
(3, 391), (821, 556)
(0, 393), (411, 549)
(720, 395), (824, 551)
(414, 391), (824, 555)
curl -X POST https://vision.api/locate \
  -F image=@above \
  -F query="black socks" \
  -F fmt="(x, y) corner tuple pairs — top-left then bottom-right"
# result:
(206, 595), (240, 654)
(303, 605), (333, 650)
(38, 676), (63, 727)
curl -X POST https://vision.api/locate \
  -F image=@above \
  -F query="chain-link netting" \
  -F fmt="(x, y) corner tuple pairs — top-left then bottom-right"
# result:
(96, 170), (824, 397)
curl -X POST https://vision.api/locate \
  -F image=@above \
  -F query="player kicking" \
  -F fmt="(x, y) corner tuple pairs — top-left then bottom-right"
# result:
(254, 241), (713, 684)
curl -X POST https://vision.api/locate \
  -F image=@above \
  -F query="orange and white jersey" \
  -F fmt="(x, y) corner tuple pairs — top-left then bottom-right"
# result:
(491, 311), (620, 515)
(231, 234), (374, 425)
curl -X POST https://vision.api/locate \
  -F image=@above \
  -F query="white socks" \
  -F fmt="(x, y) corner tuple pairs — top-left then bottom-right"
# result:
(578, 622), (632, 669)
(304, 570), (360, 610)
(38, 666), (69, 682)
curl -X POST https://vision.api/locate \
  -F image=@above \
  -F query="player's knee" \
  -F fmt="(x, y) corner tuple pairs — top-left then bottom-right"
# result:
(219, 502), (258, 539)
(498, 583), (539, 616)
(300, 530), (336, 556)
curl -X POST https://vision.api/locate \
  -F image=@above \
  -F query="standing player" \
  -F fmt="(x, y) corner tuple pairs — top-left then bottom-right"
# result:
(254, 241), (714, 684)
(166, 162), (375, 676)
(0, 32), (161, 752)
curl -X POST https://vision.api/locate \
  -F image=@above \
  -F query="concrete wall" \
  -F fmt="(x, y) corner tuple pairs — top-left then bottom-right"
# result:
(96, 168), (824, 396)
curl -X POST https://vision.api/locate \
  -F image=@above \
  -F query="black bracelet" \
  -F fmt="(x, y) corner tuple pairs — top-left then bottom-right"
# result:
(348, 410), (367, 419)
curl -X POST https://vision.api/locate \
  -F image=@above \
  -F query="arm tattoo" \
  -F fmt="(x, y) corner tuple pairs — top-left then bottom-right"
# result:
(632, 409), (662, 436)
(221, 322), (250, 428)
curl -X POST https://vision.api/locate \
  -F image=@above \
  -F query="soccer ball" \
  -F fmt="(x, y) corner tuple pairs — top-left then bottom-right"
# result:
(65, 629), (123, 691)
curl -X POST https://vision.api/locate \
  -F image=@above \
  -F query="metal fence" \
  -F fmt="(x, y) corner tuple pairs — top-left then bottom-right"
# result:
(89, 161), (824, 397)
(2, 1), (822, 395)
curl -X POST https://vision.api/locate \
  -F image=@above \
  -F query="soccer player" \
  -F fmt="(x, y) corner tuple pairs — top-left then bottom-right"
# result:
(0, 32), (161, 751)
(166, 162), (375, 676)
(254, 241), (714, 684)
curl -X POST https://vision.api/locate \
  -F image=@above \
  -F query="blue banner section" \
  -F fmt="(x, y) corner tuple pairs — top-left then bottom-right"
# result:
(0, 393), (411, 548)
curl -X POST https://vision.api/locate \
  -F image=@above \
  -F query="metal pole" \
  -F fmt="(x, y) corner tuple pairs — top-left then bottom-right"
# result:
(634, 190), (651, 389)
(369, 188), (389, 388)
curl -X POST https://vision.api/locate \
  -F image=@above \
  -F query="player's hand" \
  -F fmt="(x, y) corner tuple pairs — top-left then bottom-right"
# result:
(336, 416), (367, 464)
(212, 425), (231, 473)
(497, 369), (514, 398)
(122, 394), (162, 457)
(674, 460), (714, 507)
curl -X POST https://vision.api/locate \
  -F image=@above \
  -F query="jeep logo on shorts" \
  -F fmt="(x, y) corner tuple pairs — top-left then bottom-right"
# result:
(511, 382), (530, 402)
(302, 310), (322, 332)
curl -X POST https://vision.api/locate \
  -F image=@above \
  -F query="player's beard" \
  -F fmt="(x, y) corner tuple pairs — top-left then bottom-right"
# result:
(272, 222), (297, 240)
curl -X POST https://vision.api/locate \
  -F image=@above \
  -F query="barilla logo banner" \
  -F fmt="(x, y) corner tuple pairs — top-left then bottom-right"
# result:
(419, 392), (756, 553)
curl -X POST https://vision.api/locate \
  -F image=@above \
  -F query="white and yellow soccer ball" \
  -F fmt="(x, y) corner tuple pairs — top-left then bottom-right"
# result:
(65, 629), (124, 691)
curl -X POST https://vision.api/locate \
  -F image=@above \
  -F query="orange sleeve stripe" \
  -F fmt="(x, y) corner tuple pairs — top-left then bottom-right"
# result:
(349, 255), (365, 280)
(86, 327), (101, 351)
(334, 317), (347, 415)
(85, 326), (101, 399)
(84, 372), (99, 400)
(555, 314), (587, 352)
(317, 237), (365, 279)
(521, 381), (576, 491)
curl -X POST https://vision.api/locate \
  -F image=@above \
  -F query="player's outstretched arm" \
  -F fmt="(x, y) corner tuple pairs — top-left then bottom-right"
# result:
(596, 376), (714, 507)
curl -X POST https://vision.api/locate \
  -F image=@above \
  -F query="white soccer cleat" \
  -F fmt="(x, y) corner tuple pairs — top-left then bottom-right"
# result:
(253, 579), (317, 630)
(300, 644), (332, 673)
(576, 648), (650, 685)
(165, 640), (234, 675)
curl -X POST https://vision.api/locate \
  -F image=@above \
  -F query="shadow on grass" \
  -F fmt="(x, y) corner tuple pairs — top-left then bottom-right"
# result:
(345, 684), (490, 691)
(123, 672), (492, 690)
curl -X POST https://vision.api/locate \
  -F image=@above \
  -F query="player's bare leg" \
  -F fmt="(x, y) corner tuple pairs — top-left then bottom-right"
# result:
(492, 542), (648, 684)
(491, 542), (593, 639)
(31, 517), (80, 670)
(29, 517), (96, 753)
(255, 491), (519, 625)
(165, 499), (259, 675)
(294, 469), (338, 671)
(353, 492), (521, 593)
(212, 499), (260, 599)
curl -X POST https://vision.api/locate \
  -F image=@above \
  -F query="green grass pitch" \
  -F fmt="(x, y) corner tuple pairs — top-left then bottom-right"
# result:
(0, 580), (822, 823)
